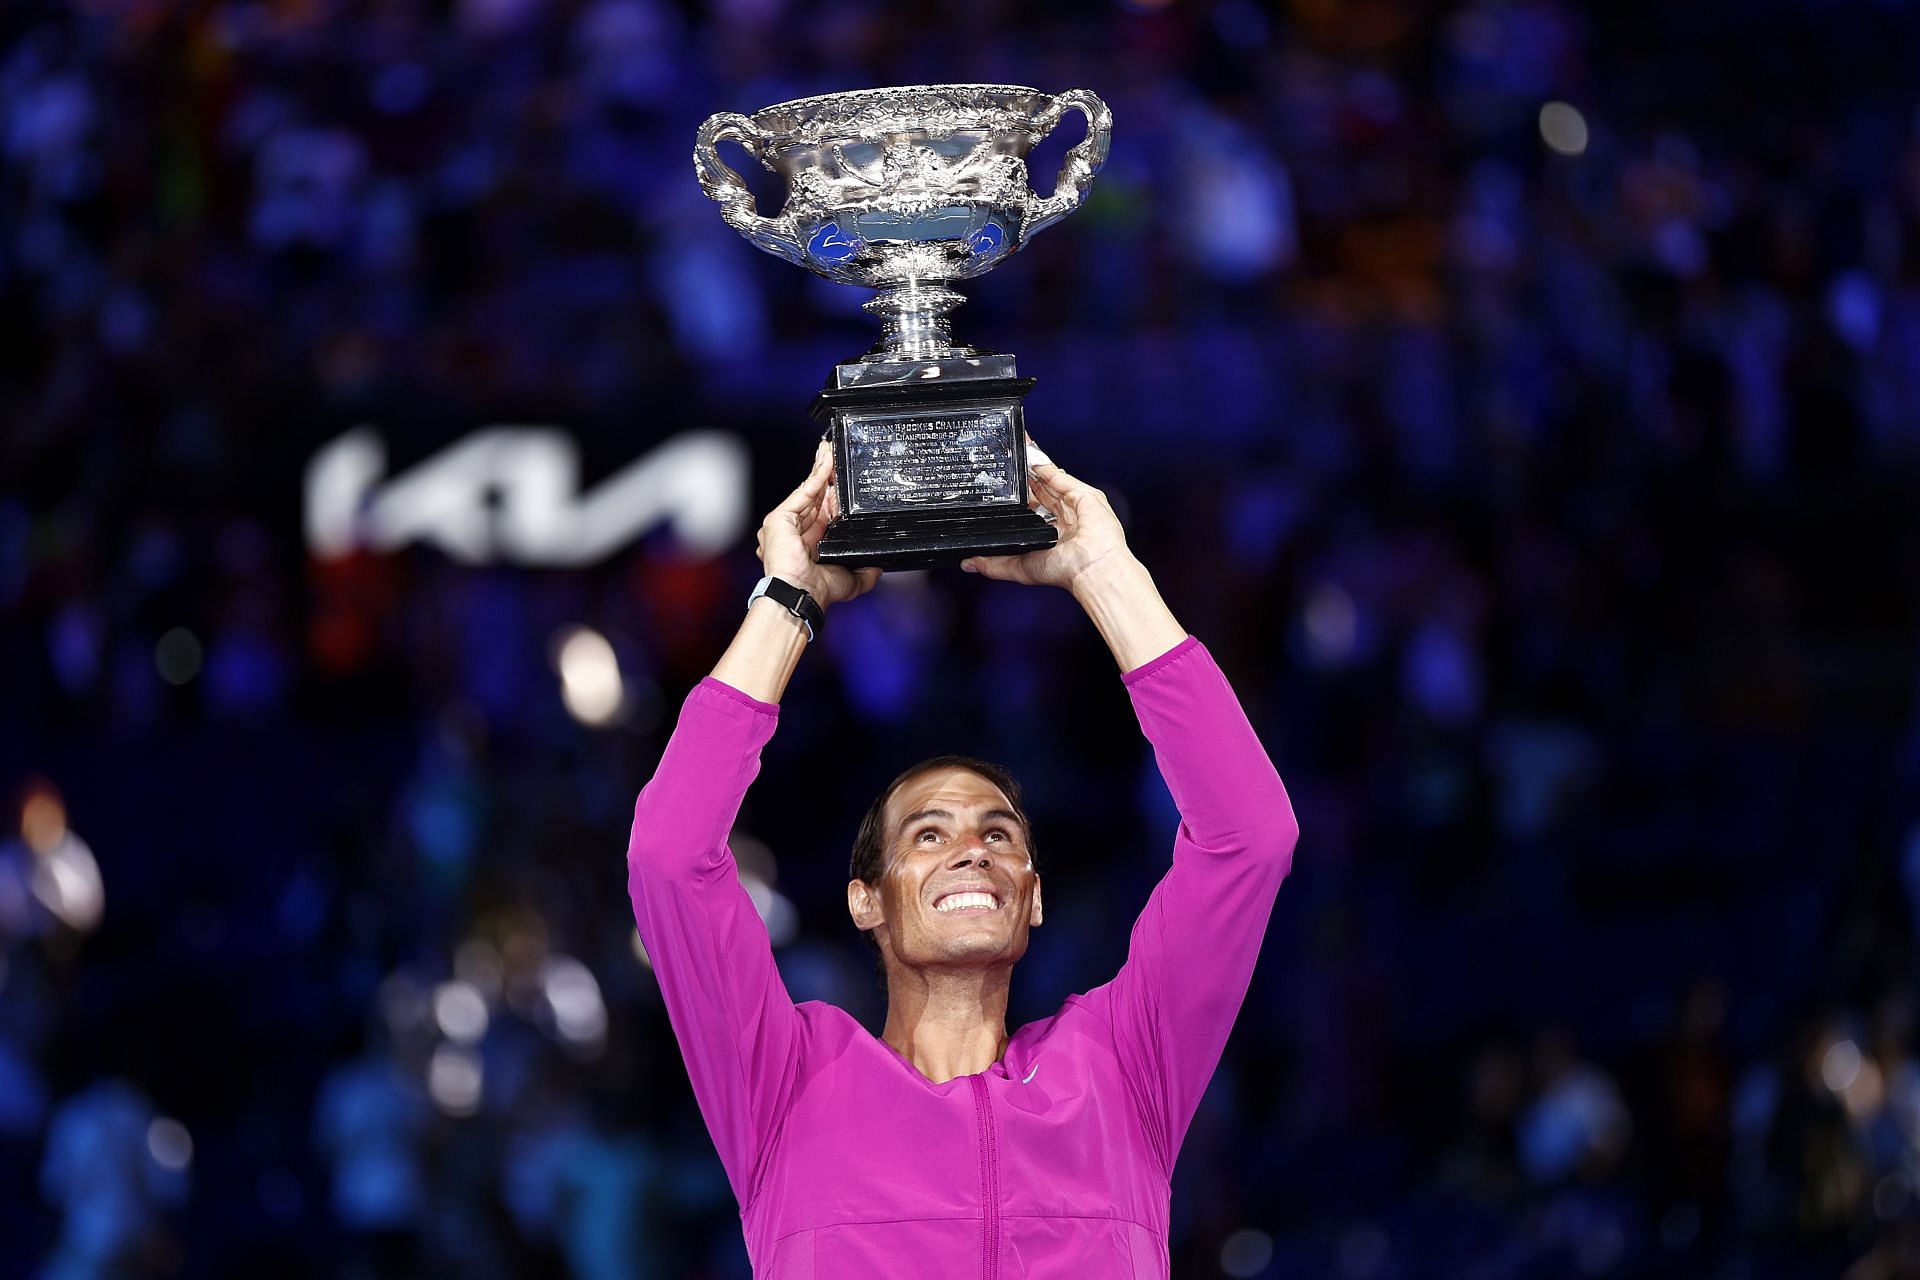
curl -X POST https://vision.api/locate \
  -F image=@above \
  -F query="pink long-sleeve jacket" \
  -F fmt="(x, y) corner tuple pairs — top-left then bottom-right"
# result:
(627, 637), (1298, 1278)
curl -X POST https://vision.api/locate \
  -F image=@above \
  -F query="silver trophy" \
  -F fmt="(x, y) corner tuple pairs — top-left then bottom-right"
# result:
(694, 84), (1112, 568)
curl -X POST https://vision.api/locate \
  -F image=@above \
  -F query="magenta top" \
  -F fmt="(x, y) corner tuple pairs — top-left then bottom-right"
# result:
(627, 637), (1298, 1279)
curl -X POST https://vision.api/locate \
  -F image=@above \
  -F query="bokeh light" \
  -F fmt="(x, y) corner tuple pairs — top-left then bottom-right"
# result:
(154, 627), (203, 685)
(1539, 101), (1590, 156)
(432, 980), (489, 1046)
(15, 780), (104, 934)
(427, 1045), (483, 1116)
(1220, 1228), (1274, 1278)
(538, 955), (606, 1056)
(1303, 584), (1359, 667)
(19, 782), (66, 854)
(147, 1117), (193, 1172)
(31, 834), (104, 933)
(1822, 1037), (1862, 1092)
(552, 625), (624, 726)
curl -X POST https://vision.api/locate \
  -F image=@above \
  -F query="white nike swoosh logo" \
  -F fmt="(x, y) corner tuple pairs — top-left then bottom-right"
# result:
(1021, 1064), (1039, 1084)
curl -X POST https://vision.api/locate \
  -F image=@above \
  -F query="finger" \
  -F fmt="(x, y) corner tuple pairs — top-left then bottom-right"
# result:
(1036, 463), (1105, 513)
(1030, 463), (1075, 498)
(1023, 483), (1059, 524)
(799, 503), (830, 553)
(788, 471), (832, 528)
(780, 492), (824, 539)
(776, 443), (835, 514)
(800, 439), (832, 488)
(815, 562), (880, 606)
(1028, 469), (1074, 527)
(961, 554), (1036, 584)
(1030, 461), (1089, 501)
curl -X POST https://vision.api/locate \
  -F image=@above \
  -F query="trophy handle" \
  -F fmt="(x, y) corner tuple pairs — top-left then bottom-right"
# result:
(694, 112), (804, 263)
(1020, 88), (1113, 244)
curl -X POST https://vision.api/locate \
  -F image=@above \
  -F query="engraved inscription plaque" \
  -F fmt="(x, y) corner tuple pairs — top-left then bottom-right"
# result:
(843, 409), (1020, 514)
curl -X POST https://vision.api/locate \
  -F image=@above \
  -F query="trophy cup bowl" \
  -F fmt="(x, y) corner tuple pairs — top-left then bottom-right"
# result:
(693, 84), (1112, 568)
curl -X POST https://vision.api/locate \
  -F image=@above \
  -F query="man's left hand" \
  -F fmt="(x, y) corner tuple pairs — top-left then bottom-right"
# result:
(961, 448), (1135, 593)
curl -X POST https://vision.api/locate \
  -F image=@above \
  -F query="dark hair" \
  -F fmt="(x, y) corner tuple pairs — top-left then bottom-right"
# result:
(848, 755), (1037, 953)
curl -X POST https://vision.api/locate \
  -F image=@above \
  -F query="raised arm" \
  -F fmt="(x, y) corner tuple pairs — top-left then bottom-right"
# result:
(962, 452), (1185, 673)
(711, 440), (881, 704)
(968, 452), (1298, 1171)
(1100, 641), (1297, 1170)
(628, 444), (878, 1205)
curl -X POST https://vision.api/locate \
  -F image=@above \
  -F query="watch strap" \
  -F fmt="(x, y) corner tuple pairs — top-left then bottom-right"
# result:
(747, 575), (824, 641)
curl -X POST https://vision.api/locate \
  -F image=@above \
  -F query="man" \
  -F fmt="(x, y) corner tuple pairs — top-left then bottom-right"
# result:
(628, 442), (1297, 1277)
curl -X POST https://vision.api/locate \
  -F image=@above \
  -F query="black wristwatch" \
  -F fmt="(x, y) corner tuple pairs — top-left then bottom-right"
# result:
(747, 575), (825, 641)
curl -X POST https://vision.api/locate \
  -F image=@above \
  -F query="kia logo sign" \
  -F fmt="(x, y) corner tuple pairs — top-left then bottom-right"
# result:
(305, 428), (751, 564)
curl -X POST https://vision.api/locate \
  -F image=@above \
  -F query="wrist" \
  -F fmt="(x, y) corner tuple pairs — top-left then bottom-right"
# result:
(765, 565), (828, 609)
(1068, 554), (1186, 672)
(1068, 552), (1150, 605)
(714, 593), (811, 704)
(748, 574), (825, 641)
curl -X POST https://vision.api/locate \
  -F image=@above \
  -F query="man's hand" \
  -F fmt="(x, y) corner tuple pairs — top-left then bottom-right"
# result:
(964, 444), (1185, 671)
(712, 443), (880, 702)
(960, 450), (1134, 592)
(757, 440), (881, 609)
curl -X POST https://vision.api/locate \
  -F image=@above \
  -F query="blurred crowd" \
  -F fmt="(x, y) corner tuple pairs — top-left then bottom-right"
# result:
(7, 0), (1920, 1276)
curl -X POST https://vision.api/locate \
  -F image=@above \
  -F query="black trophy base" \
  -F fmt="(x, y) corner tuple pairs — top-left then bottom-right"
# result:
(816, 505), (1056, 572)
(808, 351), (1055, 571)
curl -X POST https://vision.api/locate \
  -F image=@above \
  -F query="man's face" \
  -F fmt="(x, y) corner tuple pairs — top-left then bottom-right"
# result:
(847, 766), (1043, 974)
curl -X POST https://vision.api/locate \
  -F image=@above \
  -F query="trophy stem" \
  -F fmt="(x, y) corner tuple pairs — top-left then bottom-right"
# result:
(862, 281), (973, 361)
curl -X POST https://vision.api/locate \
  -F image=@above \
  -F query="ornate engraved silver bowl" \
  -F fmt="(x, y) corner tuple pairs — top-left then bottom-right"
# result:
(694, 84), (1111, 360)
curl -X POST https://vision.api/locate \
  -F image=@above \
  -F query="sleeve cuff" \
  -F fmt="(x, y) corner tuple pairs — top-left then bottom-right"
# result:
(1120, 635), (1202, 686)
(697, 676), (780, 718)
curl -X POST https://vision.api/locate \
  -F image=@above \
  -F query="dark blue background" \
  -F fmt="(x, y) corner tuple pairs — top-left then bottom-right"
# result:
(5, 0), (1920, 1276)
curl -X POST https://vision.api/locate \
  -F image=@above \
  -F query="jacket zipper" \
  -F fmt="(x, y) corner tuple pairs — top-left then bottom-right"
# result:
(969, 1075), (1000, 1280)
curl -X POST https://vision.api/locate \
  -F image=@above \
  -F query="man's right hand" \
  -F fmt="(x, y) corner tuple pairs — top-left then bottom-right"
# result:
(756, 440), (881, 610)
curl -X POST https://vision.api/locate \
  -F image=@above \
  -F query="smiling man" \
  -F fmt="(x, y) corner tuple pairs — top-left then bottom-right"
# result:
(627, 443), (1298, 1277)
